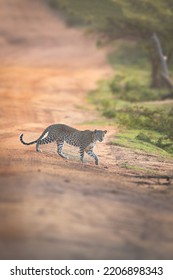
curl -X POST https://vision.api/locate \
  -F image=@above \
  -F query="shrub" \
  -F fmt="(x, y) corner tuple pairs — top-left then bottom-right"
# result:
(109, 73), (164, 102)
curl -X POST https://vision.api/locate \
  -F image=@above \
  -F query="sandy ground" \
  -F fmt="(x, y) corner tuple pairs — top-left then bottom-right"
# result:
(0, 0), (173, 260)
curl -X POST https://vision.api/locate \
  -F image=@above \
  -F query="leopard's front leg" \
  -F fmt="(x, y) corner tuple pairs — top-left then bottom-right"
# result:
(57, 141), (69, 159)
(86, 149), (99, 165)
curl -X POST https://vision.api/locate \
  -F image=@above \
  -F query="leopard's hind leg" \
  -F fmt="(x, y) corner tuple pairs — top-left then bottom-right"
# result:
(36, 142), (41, 152)
(36, 133), (55, 152)
(79, 146), (85, 163)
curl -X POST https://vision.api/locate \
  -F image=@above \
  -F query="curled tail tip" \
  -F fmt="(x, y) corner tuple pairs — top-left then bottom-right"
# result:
(19, 133), (36, 145)
(20, 133), (25, 144)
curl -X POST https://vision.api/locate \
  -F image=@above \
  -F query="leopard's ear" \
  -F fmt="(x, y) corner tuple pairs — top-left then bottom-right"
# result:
(104, 130), (107, 134)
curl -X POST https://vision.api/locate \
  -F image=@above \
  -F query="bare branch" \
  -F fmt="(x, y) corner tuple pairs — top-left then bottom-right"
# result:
(152, 33), (173, 90)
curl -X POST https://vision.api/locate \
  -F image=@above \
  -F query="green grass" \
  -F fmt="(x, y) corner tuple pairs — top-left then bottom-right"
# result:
(111, 130), (173, 159)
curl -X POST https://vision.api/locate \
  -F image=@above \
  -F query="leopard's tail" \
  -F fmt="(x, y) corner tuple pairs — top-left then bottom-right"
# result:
(20, 134), (39, 145)
(20, 129), (49, 146)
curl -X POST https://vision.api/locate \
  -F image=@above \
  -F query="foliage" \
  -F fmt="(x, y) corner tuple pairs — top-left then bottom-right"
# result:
(50, 0), (173, 87)
(88, 67), (173, 156)
(90, 81), (173, 135)
(108, 42), (148, 69)
(109, 73), (165, 102)
(114, 106), (173, 135)
(48, 0), (117, 29)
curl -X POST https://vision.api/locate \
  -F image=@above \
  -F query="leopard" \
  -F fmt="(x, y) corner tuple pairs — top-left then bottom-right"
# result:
(20, 124), (107, 165)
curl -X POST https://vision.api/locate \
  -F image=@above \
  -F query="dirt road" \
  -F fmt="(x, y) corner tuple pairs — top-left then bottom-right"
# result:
(0, 0), (173, 260)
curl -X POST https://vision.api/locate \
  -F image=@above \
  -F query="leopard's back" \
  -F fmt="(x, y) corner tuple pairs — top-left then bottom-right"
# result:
(47, 124), (77, 140)
(47, 124), (94, 147)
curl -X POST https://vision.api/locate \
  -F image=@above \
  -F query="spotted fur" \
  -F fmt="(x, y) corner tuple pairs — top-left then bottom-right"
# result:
(20, 124), (107, 165)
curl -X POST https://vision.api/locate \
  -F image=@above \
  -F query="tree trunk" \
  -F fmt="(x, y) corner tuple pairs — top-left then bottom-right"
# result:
(150, 57), (161, 88)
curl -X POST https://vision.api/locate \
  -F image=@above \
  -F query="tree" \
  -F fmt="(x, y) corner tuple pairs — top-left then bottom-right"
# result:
(51, 0), (173, 88)
(106, 0), (173, 89)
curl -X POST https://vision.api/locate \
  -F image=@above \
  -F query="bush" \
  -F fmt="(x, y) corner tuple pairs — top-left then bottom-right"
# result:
(109, 73), (164, 102)
(136, 132), (151, 143)
(115, 106), (173, 134)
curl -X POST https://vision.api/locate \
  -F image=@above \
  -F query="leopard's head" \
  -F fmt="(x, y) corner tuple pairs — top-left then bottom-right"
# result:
(94, 129), (107, 142)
